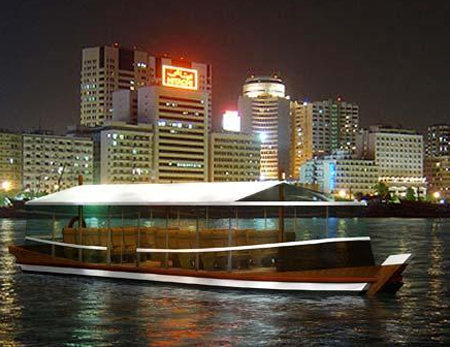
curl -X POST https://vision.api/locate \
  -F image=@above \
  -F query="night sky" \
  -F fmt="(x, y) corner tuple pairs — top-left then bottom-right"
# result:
(0, 0), (449, 134)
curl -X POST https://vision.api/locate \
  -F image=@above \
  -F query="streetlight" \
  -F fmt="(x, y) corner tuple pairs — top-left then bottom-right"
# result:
(338, 189), (347, 199)
(1, 181), (12, 192)
(433, 191), (441, 199)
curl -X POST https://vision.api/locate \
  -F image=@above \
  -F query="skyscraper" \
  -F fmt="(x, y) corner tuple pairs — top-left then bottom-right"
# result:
(80, 45), (213, 130)
(148, 56), (213, 131)
(291, 98), (359, 178)
(138, 77), (209, 183)
(80, 44), (150, 127)
(426, 124), (450, 157)
(238, 75), (291, 180)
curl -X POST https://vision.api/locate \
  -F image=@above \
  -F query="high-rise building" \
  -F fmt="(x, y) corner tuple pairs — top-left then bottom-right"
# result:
(291, 98), (359, 178)
(424, 156), (450, 199)
(22, 132), (93, 193)
(238, 75), (291, 180)
(426, 124), (450, 157)
(80, 45), (150, 127)
(209, 131), (261, 182)
(80, 46), (213, 130)
(299, 151), (377, 196)
(148, 56), (213, 131)
(0, 130), (22, 192)
(356, 125), (426, 197)
(138, 84), (209, 183)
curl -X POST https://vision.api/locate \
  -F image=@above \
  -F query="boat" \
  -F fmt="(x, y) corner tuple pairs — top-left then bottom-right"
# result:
(8, 181), (412, 296)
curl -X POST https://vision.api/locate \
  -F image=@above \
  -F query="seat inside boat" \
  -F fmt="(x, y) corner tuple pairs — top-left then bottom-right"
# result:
(61, 226), (292, 270)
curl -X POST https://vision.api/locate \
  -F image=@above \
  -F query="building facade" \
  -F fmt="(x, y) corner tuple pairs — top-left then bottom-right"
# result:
(80, 45), (213, 130)
(99, 122), (153, 184)
(356, 125), (426, 197)
(209, 132), (261, 182)
(424, 156), (450, 199)
(148, 56), (213, 131)
(238, 75), (291, 180)
(22, 133), (93, 193)
(80, 45), (150, 127)
(299, 152), (377, 196)
(112, 90), (138, 124)
(0, 130), (22, 192)
(138, 85), (209, 183)
(426, 124), (450, 157)
(291, 98), (359, 178)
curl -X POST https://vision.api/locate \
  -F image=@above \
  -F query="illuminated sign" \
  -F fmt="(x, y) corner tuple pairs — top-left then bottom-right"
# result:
(222, 110), (241, 132)
(162, 65), (198, 90)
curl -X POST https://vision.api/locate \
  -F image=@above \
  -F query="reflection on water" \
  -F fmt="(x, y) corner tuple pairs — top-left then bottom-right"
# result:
(1, 218), (450, 345)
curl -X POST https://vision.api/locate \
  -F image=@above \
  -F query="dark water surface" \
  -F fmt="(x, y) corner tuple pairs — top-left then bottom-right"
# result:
(1, 218), (449, 346)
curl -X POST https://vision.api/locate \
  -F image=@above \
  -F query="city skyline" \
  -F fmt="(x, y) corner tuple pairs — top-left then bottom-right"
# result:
(1, 1), (450, 133)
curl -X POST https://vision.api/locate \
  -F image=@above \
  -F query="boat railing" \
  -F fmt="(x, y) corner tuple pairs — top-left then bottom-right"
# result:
(25, 236), (108, 251)
(135, 237), (368, 253)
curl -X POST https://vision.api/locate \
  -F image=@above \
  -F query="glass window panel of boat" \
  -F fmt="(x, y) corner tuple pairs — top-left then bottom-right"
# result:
(25, 205), (79, 239)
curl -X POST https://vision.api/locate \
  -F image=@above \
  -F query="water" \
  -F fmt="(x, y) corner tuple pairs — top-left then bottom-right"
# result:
(1, 218), (449, 346)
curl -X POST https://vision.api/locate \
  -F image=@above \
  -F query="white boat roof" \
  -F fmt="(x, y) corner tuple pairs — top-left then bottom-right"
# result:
(26, 181), (365, 207)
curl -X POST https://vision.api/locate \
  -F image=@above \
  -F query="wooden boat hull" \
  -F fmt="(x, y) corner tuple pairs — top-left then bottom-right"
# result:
(9, 245), (410, 296)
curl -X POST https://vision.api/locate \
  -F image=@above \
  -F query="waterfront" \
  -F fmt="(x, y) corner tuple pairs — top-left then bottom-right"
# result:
(1, 218), (449, 346)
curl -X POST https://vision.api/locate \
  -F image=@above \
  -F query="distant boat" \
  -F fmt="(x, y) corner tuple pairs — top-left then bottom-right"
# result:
(9, 181), (411, 296)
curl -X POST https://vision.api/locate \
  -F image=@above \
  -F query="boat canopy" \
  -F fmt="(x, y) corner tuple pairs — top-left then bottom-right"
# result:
(26, 181), (365, 207)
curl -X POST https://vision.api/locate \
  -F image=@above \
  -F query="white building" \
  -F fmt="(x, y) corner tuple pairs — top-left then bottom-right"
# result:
(0, 130), (22, 192)
(299, 152), (377, 196)
(138, 85), (209, 183)
(22, 132), (93, 193)
(209, 131), (261, 182)
(99, 122), (153, 184)
(356, 125), (426, 197)
(238, 75), (291, 180)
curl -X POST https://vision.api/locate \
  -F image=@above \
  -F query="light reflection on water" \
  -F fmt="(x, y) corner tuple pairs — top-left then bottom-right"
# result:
(1, 218), (449, 345)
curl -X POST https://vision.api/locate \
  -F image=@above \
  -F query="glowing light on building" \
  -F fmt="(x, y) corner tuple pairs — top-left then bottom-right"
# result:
(259, 132), (268, 142)
(162, 65), (198, 90)
(222, 111), (241, 132)
(433, 191), (441, 199)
